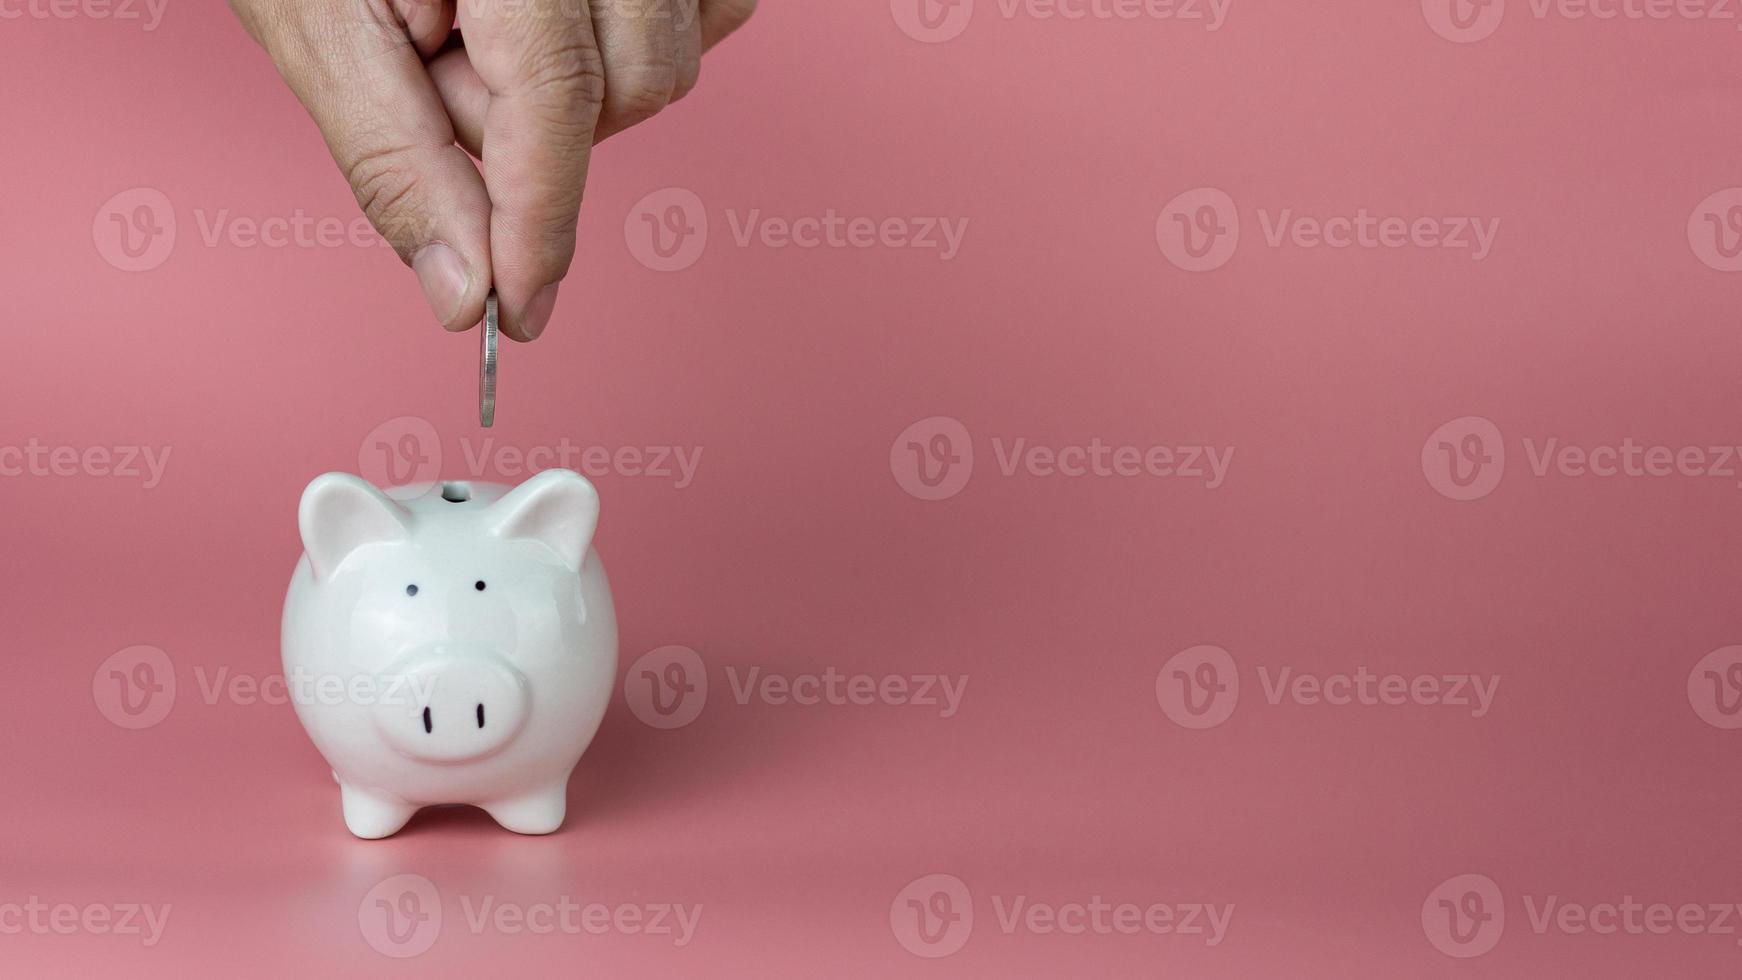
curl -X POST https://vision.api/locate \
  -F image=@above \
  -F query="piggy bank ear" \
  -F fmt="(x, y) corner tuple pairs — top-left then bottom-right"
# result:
(486, 469), (600, 571)
(299, 473), (411, 580)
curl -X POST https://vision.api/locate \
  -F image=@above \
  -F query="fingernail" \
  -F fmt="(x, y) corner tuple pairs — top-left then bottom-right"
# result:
(523, 282), (560, 340)
(412, 244), (469, 327)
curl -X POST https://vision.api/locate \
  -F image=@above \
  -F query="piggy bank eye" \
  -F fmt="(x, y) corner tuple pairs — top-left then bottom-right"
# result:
(405, 584), (419, 597)
(474, 580), (487, 592)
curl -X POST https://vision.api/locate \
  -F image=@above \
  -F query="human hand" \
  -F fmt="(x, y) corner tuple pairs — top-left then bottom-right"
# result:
(229, 0), (755, 340)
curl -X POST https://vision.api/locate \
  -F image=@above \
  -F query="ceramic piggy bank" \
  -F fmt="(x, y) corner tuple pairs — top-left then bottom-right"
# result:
(281, 469), (617, 838)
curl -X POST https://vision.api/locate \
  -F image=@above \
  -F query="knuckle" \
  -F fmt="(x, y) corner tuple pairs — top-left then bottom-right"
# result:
(393, 0), (449, 36)
(252, 3), (407, 84)
(604, 63), (676, 127)
(341, 144), (428, 251)
(517, 40), (608, 112)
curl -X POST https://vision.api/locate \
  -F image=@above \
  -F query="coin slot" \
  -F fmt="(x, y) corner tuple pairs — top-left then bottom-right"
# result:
(440, 482), (472, 503)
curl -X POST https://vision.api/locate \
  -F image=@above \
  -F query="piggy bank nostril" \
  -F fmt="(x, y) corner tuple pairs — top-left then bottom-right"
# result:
(369, 654), (531, 765)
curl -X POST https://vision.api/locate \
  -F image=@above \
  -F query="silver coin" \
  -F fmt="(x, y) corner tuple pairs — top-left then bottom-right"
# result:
(479, 291), (498, 428)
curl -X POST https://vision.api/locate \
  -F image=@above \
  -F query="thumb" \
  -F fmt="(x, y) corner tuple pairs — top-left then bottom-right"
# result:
(246, 3), (492, 331)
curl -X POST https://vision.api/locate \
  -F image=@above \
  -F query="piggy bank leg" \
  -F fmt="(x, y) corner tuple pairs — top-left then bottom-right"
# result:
(339, 781), (418, 839)
(483, 780), (569, 835)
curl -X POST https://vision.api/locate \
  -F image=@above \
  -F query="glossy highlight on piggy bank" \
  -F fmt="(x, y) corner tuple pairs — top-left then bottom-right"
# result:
(281, 469), (618, 838)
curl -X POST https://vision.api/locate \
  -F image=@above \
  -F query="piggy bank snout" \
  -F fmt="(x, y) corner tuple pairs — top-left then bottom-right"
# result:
(373, 649), (530, 764)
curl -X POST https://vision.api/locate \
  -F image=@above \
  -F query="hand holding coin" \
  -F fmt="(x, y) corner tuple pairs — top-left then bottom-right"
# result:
(228, 0), (756, 341)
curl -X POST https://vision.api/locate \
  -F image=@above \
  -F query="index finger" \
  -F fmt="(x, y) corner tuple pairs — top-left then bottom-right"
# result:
(457, 0), (605, 341)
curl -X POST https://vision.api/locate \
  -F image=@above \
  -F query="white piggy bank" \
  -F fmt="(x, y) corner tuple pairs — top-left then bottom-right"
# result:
(281, 469), (617, 838)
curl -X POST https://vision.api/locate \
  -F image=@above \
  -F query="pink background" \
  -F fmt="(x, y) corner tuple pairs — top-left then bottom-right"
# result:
(4, 0), (1742, 975)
